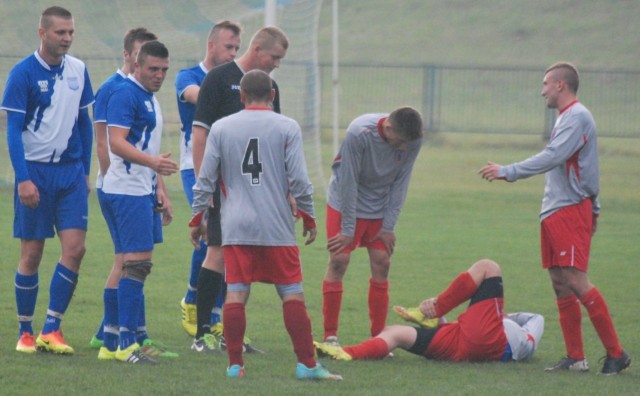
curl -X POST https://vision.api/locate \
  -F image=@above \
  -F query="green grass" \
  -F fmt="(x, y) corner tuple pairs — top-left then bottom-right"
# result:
(0, 133), (638, 395)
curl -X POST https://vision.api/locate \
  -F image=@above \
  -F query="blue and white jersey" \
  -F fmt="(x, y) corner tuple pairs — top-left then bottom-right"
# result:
(93, 69), (126, 188)
(102, 75), (163, 196)
(175, 62), (207, 171)
(1, 51), (94, 164)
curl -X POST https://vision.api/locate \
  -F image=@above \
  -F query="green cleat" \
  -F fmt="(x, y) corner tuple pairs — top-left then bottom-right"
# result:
(191, 333), (220, 353)
(393, 305), (440, 328)
(314, 341), (353, 361)
(89, 335), (104, 349)
(296, 362), (343, 380)
(140, 338), (178, 358)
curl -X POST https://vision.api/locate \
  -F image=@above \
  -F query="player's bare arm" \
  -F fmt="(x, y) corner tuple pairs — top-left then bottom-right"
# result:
(156, 175), (173, 226)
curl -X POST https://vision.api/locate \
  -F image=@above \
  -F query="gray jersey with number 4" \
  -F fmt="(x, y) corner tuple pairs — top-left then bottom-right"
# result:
(192, 109), (314, 246)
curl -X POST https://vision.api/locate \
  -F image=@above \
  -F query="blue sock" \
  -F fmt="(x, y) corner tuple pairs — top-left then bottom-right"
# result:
(118, 278), (143, 350)
(136, 293), (148, 344)
(185, 241), (206, 304)
(103, 288), (119, 351)
(95, 319), (105, 340)
(42, 263), (77, 334)
(15, 272), (39, 336)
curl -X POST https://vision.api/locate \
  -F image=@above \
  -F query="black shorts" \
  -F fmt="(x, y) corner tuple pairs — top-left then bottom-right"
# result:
(408, 276), (504, 357)
(206, 189), (222, 246)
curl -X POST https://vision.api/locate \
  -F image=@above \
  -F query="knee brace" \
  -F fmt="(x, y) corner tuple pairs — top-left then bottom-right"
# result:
(122, 260), (153, 282)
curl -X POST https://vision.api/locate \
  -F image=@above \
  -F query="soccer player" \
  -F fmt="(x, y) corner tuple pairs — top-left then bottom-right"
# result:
(478, 62), (630, 375)
(315, 259), (545, 363)
(174, 20), (242, 339)
(320, 107), (424, 347)
(189, 26), (288, 353)
(101, 40), (179, 364)
(91, 28), (177, 360)
(3, 6), (94, 354)
(189, 69), (341, 380)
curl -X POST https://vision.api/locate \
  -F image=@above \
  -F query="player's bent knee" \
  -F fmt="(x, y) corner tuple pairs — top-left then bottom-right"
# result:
(122, 260), (153, 282)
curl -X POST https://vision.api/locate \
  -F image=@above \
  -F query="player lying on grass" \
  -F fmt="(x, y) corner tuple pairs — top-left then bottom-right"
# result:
(315, 259), (544, 363)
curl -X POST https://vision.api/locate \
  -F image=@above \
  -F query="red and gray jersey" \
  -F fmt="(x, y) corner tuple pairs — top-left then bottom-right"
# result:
(501, 102), (600, 220)
(327, 113), (422, 237)
(192, 108), (314, 246)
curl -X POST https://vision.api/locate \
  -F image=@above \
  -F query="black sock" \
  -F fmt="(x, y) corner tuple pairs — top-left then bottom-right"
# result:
(195, 268), (223, 339)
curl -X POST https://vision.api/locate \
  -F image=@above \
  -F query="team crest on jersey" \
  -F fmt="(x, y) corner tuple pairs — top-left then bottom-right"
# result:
(145, 100), (154, 112)
(67, 76), (79, 90)
(38, 80), (49, 92)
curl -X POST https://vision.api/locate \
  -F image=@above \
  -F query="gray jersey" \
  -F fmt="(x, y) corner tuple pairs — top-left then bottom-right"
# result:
(192, 109), (314, 246)
(503, 312), (544, 361)
(501, 102), (600, 220)
(327, 113), (422, 237)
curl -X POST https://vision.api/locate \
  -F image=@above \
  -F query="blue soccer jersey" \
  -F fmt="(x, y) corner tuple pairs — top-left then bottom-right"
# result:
(1, 51), (94, 165)
(103, 75), (163, 196)
(175, 62), (207, 171)
(93, 69), (126, 188)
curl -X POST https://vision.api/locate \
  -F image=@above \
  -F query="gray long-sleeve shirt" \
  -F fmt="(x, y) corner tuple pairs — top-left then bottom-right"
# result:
(500, 102), (600, 220)
(327, 113), (422, 237)
(192, 109), (314, 246)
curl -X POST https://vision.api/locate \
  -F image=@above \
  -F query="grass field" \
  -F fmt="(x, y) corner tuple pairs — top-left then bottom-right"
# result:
(0, 133), (638, 395)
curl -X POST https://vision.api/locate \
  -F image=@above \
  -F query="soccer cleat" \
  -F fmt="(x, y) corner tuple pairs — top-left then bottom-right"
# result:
(97, 347), (116, 360)
(544, 356), (589, 372)
(314, 341), (353, 361)
(181, 298), (197, 337)
(36, 330), (74, 354)
(600, 350), (631, 375)
(140, 338), (179, 358)
(214, 323), (264, 354)
(89, 335), (104, 349)
(116, 343), (157, 364)
(16, 333), (37, 354)
(296, 362), (343, 380)
(191, 334), (220, 353)
(393, 305), (440, 329)
(322, 335), (341, 347)
(227, 364), (245, 378)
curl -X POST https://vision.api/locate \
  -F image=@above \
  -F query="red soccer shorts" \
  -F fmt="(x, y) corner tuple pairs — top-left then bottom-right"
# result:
(325, 204), (385, 253)
(223, 245), (302, 285)
(540, 199), (593, 271)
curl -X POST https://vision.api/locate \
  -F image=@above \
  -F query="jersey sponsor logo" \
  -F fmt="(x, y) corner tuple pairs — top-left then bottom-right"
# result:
(145, 100), (154, 112)
(38, 80), (49, 92)
(67, 76), (79, 90)
(231, 84), (240, 91)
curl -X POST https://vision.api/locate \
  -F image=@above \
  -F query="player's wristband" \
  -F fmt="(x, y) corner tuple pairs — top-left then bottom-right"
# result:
(296, 210), (317, 230)
(189, 211), (205, 227)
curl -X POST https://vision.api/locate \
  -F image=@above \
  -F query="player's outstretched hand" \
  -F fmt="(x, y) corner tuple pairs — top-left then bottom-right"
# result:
(478, 161), (505, 182)
(153, 153), (179, 176)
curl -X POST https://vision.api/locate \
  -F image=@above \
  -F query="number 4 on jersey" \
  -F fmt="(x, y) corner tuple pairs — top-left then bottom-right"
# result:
(242, 138), (263, 185)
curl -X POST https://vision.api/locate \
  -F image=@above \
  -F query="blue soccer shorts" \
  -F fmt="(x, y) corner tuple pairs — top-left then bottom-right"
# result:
(14, 161), (88, 239)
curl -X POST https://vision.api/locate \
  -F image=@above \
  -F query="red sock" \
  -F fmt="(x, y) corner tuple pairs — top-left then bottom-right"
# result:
(322, 280), (343, 339)
(283, 300), (316, 368)
(435, 272), (477, 317)
(344, 337), (389, 360)
(368, 278), (389, 337)
(580, 287), (623, 358)
(557, 295), (584, 360)
(223, 303), (246, 367)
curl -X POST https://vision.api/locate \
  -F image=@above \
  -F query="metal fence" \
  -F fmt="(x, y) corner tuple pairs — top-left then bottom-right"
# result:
(319, 62), (640, 138)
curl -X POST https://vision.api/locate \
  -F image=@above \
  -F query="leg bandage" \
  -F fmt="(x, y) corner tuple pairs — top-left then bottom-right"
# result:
(122, 260), (153, 282)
